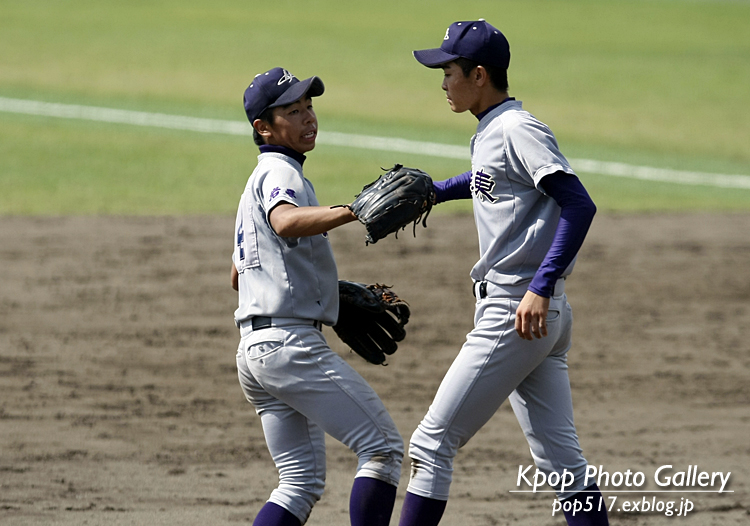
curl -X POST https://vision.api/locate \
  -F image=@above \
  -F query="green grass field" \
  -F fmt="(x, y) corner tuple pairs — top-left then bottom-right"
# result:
(1, 0), (749, 214)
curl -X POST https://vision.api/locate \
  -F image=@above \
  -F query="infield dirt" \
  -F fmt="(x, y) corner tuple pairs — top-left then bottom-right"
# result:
(1, 213), (748, 525)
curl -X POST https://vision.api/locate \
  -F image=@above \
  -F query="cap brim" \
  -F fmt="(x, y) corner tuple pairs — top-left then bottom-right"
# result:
(413, 48), (459, 68)
(269, 76), (325, 108)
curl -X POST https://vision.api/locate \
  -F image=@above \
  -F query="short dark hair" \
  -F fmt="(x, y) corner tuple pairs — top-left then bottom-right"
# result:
(453, 57), (509, 92)
(252, 107), (275, 146)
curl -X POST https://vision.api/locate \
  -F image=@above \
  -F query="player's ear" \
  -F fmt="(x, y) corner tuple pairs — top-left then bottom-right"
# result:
(253, 118), (273, 140)
(474, 66), (489, 87)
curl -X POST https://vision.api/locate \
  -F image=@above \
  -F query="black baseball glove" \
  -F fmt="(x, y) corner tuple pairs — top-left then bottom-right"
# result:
(333, 280), (410, 365)
(349, 164), (435, 245)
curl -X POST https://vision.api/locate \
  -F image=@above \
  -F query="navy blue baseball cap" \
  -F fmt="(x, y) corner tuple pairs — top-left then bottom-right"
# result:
(243, 67), (325, 123)
(413, 19), (510, 69)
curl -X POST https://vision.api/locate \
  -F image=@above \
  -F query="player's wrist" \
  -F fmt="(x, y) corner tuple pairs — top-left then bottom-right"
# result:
(330, 204), (357, 222)
(527, 284), (551, 299)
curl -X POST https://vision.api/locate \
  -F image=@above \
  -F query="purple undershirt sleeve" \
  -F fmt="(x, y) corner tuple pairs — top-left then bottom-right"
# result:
(528, 172), (597, 298)
(433, 171), (472, 203)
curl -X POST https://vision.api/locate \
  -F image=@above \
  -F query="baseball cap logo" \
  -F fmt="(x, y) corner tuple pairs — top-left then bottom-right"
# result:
(278, 69), (296, 85)
(444, 27), (450, 40)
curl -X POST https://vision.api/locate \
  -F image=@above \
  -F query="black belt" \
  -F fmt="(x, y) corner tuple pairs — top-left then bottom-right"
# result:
(472, 281), (488, 299)
(248, 316), (322, 331)
(251, 316), (274, 330)
(472, 278), (565, 299)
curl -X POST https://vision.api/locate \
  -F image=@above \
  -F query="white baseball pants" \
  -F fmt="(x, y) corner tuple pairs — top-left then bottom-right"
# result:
(407, 291), (590, 501)
(236, 323), (403, 523)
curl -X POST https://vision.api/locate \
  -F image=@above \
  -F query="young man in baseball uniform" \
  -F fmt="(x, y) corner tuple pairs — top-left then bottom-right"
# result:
(398, 21), (609, 526)
(231, 67), (403, 526)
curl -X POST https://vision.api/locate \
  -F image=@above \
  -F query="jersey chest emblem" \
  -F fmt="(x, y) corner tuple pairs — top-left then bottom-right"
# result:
(470, 168), (497, 203)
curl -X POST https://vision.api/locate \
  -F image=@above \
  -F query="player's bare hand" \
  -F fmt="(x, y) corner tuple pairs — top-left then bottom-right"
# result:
(515, 291), (550, 340)
(231, 263), (239, 291)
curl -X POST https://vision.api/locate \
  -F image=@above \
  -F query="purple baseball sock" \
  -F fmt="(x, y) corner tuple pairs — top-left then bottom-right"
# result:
(398, 491), (447, 526)
(563, 484), (609, 525)
(349, 477), (398, 526)
(253, 502), (301, 526)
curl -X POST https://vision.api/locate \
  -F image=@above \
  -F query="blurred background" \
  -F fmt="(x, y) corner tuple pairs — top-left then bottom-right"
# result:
(1, 0), (749, 214)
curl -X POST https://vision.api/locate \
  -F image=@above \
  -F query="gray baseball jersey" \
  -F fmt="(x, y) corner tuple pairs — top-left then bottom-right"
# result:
(407, 99), (591, 501)
(469, 100), (577, 291)
(233, 149), (403, 522)
(233, 151), (339, 326)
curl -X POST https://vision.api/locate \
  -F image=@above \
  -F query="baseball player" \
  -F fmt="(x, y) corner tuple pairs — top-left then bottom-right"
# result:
(231, 67), (403, 526)
(397, 21), (609, 525)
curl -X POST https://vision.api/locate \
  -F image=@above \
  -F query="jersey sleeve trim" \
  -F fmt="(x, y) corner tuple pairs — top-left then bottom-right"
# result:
(534, 164), (577, 194)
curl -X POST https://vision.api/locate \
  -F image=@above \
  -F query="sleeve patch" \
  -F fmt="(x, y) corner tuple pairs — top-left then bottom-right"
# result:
(268, 187), (299, 203)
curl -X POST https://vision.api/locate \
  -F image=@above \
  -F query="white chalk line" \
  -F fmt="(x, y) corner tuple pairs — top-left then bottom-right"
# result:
(2, 96), (749, 190)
